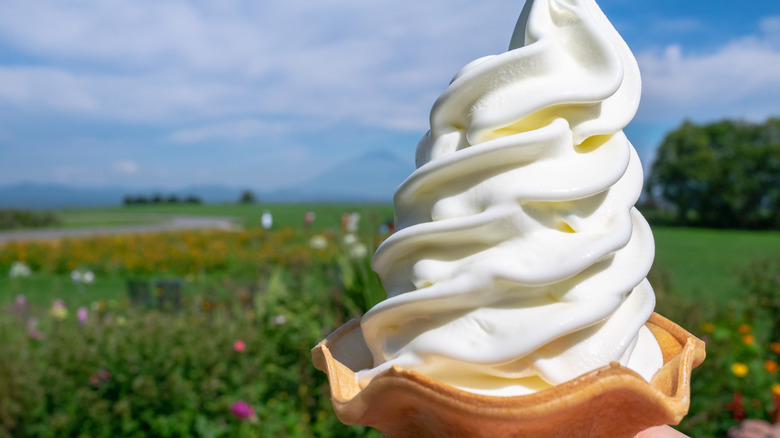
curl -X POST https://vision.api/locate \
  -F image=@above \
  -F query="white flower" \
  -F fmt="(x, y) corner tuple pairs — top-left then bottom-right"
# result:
(309, 235), (328, 249)
(349, 243), (368, 259)
(70, 270), (82, 282)
(342, 233), (358, 246)
(9, 261), (31, 278)
(82, 271), (95, 284)
(273, 314), (287, 325)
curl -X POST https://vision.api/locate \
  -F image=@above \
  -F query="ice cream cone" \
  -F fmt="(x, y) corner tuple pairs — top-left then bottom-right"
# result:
(312, 313), (705, 438)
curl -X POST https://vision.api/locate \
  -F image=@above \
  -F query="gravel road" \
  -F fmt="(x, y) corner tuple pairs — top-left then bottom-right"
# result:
(0, 216), (240, 244)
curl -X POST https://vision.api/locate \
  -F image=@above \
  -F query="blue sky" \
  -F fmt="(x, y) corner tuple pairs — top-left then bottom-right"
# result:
(0, 0), (778, 192)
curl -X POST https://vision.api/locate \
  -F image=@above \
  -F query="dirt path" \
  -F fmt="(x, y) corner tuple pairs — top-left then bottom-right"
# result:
(0, 216), (240, 244)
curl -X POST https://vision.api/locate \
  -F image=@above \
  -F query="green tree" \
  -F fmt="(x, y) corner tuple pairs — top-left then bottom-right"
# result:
(238, 189), (257, 204)
(184, 195), (202, 205)
(646, 118), (780, 229)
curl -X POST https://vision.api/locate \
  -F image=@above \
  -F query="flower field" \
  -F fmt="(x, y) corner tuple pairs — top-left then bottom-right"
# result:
(0, 228), (342, 277)
(655, 258), (780, 436)
(1, 220), (384, 438)
(0, 209), (778, 437)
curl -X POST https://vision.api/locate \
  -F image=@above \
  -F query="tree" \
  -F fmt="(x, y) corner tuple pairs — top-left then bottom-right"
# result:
(646, 118), (780, 229)
(238, 190), (257, 204)
(184, 195), (202, 205)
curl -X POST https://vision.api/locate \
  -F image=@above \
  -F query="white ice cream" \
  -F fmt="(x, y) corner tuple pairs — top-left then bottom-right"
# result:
(356, 0), (663, 396)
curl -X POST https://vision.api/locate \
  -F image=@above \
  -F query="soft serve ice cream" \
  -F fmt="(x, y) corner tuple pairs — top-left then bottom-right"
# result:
(356, 0), (664, 396)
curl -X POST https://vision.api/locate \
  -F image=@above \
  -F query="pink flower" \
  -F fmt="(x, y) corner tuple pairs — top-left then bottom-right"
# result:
(89, 369), (111, 387)
(27, 317), (45, 340)
(233, 339), (246, 353)
(14, 294), (27, 315)
(77, 307), (88, 325)
(230, 400), (256, 420)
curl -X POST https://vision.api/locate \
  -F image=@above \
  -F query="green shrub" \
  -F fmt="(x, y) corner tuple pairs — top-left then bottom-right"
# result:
(0, 265), (381, 438)
(670, 258), (780, 436)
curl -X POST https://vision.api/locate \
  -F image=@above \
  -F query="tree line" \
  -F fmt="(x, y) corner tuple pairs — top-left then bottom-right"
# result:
(645, 117), (780, 230)
(123, 190), (258, 206)
(123, 194), (203, 205)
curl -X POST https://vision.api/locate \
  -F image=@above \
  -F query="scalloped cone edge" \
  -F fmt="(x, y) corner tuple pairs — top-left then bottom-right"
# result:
(312, 313), (705, 438)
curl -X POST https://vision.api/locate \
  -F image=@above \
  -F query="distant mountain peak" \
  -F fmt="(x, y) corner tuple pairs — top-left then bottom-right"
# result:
(0, 151), (412, 208)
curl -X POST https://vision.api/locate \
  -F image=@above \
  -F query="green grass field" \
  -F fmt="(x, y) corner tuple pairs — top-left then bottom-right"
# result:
(57, 203), (395, 232)
(6, 203), (780, 308)
(651, 226), (780, 304)
(0, 274), (129, 308)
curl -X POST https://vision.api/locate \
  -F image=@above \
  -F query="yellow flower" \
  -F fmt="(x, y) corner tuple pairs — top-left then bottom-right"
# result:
(743, 334), (756, 345)
(732, 362), (749, 377)
(773, 383), (780, 395)
(738, 324), (752, 334)
(50, 307), (68, 321)
(49, 299), (68, 321)
(771, 343), (780, 354)
(765, 360), (778, 373)
(701, 323), (715, 334)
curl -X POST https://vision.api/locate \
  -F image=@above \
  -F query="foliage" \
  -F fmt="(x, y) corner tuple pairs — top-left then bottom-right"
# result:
(238, 190), (257, 205)
(0, 210), (60, 231)
(2, 215), (778, 436)
(0, 248), (384, 437)
(646, 118), (780, 229)
(656, 258), (780, 436)
(123, 194), (203, 205)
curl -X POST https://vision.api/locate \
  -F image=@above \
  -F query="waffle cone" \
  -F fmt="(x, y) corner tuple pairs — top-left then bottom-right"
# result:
(312, 313), (705, 438)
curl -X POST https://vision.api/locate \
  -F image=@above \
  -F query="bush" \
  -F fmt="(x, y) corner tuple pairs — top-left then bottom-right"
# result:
(666, 258), (780, 436)
(0, 264), (381, 438)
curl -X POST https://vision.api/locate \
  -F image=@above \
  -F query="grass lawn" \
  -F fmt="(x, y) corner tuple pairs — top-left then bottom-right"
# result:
(57, 211), (168, 228)
(650, 226), (780, 304)
(57, 203), (395, 233)
(1, 273), (130, 308)
(5, 204), (779, 310)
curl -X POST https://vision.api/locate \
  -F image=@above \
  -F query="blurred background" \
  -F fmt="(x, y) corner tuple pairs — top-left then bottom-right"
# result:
(0, 0), (778, 436)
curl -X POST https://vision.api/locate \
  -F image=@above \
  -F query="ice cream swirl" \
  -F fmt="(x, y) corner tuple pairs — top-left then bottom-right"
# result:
(357, 0), (663, 396)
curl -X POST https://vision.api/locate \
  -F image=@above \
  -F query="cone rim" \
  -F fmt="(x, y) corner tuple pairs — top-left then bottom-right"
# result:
(312, 312), (705, 433)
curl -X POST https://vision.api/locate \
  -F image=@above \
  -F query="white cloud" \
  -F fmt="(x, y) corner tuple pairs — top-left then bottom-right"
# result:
(0, 0), (520, 132)
(2, 1), (777, 192)
(761, 16), (780, 39)
(637, 17), (780, 124)
(167, 119), (286, 143)
(113, 160), (139, 175)
(0, 67), (98, 112)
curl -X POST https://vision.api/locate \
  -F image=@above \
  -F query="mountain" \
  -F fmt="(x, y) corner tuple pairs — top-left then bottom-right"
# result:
(0, 150), (413, 209)
(267, 150), (413, 202)
(0, 183), (127, 209)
